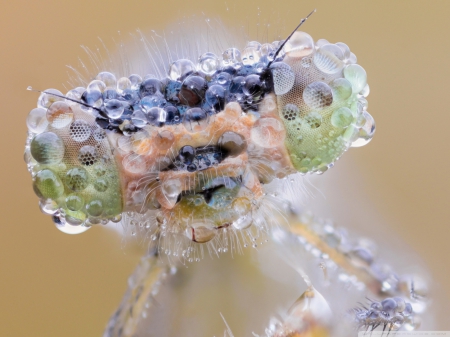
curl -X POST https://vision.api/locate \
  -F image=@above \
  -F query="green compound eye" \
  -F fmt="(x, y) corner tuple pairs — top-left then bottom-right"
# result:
(274, 31), (375, 175)
(26, 103), (123, 233)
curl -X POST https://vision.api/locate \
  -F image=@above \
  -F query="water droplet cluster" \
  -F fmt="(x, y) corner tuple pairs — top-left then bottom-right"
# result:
(24, 98), (122, 233)
(275, 33), (375, 174)
(69, 41), (284, 136)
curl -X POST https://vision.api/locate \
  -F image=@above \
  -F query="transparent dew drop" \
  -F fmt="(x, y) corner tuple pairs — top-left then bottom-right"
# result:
(329, 78), (352, 101)
(65, 167), (89, 191)
(27, 108), (48, 134)
(222, 48), (242, 66)
(33, 169), (65, 200)
(69, 120), (92, 142)
(37, 89), (64, 109)
(129, 74), (143, 90)
(65, 87), (85, 105)
(30, 132), (65, 165)
(183, 108), (209, 133)
(39, 198), (59, 215)
(94, 178), (108, 192)
(344, 64), (367, 93)
(270, 62), (295, 95)
(161, 179), (182, 209)
(46, 101), (74, 128)
(360, 83), (370, 97)
(198, 52), (220, 75)
(185, 222), (216, 243)
(282, 286), (332, 332)
(139, 78), (163, 97)
(281, 103), (299, 121)
(335, 42), (351, 60)
(153, 130), (175, 151)
(260, 43), (275, 60)
(231, 197), (252, 230)
(251, 117), (285, 148)
(168, 59), (196, 81)
(315, 39), (329, 48)
(284, 31), (315, 58)
(81, 89), (103, 109)
(313, 44), (345, 74)
(331, 107), (353, 128)
(55, 221), (90, 235)
(131, 109), (148, 128)
(351, 111), (375, 147)
(303, 81), (333, 110)
(218, 131), (247, 157)
(88, 80), (107, 93)
(104, 99), (124, 119)
(93, 128), (106, 142)
(65, 194), (84, 211)
(116, 77), (132, 94)
(96, 71), (116, 87)
(86, 200), (103, 217)
(122, 153), (147, 174)
(78, 145), (99, 166)
(343, 125), (359, 143)
(242, 46), (261, 66)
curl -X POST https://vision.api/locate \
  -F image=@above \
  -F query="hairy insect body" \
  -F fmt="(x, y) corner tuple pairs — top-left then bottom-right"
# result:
(24, 30), (374, 244)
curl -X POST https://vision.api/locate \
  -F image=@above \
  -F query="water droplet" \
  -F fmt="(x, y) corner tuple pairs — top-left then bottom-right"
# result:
(86, 200), (103, 217)
(65, 167), (89, 191)
(303, 81), (333, 110)
(94, 178), (108, 192)
(351, 111), (375, 147)
(129, 74), (142, 90)
(331, 107), (353, 128)
(46, 101), (74, 128)
(330, 78), (352, 101)
(30, 132), (64, 164)
(96, 72), (116, 87)
(55, 222), (90, 235)
(222, 48), (242, 66)
(242, 46), (261, 66)
(218, 131), (247, 157)
(104, 99), (125, 119)
(313, 44), (345, 74)
(27, 108), (48, 134)
(78, 145), (99, 166)
(344, 64), (367, 93)
(122, 153), (147, 174)
(69, 120), (92, 142)
(33, 169), (65, 199)
(168, 59), (196, 81)
(116, 77), (131, 94)
(65, 194), (84, 211)
(198, 52), (220, 75)
(88, 80), (107, 93)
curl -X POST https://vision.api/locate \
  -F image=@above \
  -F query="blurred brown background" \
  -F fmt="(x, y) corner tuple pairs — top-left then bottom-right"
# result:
(1, 0), (449, 336)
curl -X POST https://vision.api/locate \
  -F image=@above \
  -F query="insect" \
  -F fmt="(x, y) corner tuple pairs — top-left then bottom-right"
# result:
(23, 9), (429, 336)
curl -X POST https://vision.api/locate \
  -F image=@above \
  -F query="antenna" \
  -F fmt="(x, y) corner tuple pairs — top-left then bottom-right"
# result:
(27, 86), (103, 113)
(267, 8), (316, 68)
